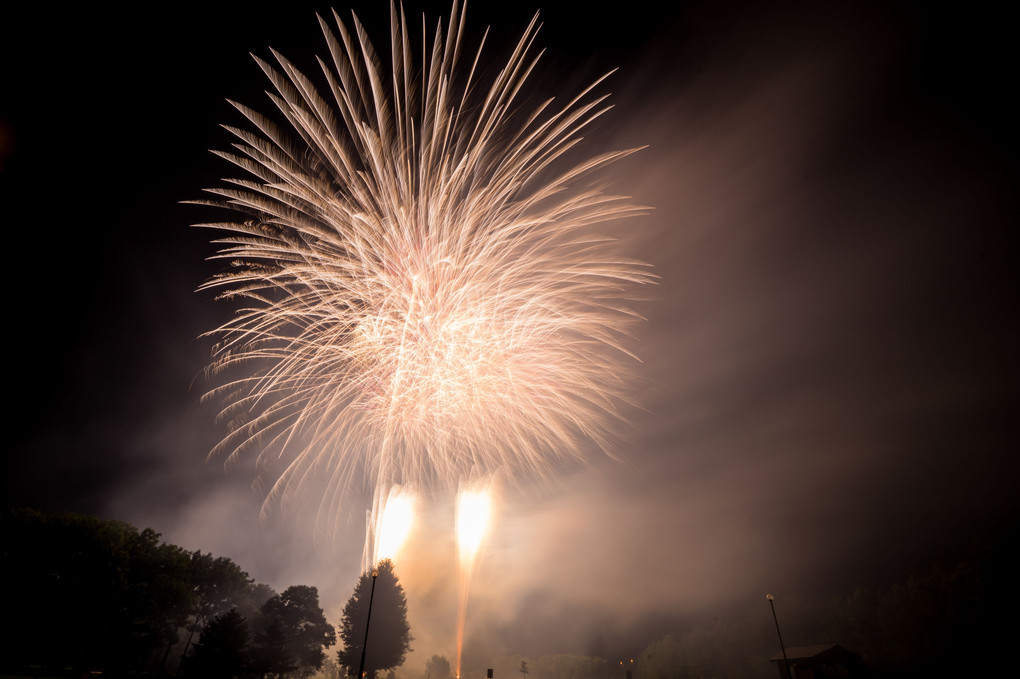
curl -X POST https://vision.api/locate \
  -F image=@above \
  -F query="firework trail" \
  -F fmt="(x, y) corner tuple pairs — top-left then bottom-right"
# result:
(194, 1), (653, 541)
(362, 485), (417, 569)
(455, 483), (493, 678)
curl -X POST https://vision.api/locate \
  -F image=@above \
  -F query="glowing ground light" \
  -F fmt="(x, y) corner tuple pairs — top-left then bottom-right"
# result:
(455, 484), (494, 678)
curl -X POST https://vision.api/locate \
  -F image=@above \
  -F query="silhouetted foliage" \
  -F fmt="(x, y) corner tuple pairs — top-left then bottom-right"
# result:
(250, 616), (298, 677)
(0, 508), (331, 678)
(426, 654), (452, 679)
(320, 657), (344, 679)
(260, 584), (337, 675)
(0, 509), (196, 674)
(810, 550), (1011, 678)
(178, 550), (262, 671)
(631, 539), (1017, 679)
(338, 559), (413, 679)
(188, 608), (250, 678)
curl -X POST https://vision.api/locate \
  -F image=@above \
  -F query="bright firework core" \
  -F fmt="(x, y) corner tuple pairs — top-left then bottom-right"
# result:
(456, 487), (493, 565)
(367, 486), (417, 569)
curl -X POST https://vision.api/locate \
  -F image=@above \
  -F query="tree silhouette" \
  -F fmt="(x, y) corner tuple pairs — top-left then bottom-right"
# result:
(0, 509), (334, 678)
(250, 616), (297, 677)
(520, 661), (530, 679)
(261, 585), (336, 674)
(187, 608), (249, 678)
(427, 654), (452, 679)
(178, 551), (258, 672)
(338, 560), (413, 679)
(0, 510), (195, 674)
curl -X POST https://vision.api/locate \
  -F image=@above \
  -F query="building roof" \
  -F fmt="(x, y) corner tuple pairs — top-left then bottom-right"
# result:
(770, 644), (856, 662)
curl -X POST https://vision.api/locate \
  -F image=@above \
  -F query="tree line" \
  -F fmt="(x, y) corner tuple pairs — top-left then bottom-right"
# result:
(6, 506), (1008, 679)
(426, 538), (1012, 679)
(0, 508), (412, 679)
(630, 539), (1014, 679)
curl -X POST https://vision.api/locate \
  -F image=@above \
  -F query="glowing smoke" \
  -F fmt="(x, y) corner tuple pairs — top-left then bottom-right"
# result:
(456, 483), (494, 678)
(364, 485), (418, 570)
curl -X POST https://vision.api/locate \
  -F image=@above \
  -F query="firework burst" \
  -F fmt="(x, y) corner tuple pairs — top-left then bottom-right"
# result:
(194, 1), (653, 527)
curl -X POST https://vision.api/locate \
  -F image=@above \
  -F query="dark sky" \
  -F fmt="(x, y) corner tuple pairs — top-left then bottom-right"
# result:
(2, 0), (1016, 669)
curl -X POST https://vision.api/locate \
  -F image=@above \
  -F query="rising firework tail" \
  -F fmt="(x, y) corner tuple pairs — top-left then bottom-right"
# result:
(192, 1), (654, 535)
(455, 481), (494, 677)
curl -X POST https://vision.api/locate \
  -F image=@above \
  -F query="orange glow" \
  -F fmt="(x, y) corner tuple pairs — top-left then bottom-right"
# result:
(376, 486), (417, 563)
(456, 488), (493, 566)
(455, 483), (494, 679)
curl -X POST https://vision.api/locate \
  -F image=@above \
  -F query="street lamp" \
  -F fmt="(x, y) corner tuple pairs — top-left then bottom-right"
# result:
(358, 568), (380, 679)
(766, 594), (792, 679)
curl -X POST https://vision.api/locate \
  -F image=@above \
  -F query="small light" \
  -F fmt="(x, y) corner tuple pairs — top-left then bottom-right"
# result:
(766, 593), (774, 600)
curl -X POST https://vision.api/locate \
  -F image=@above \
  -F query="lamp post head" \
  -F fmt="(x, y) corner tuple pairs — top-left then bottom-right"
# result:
(766, 593), (774, 600)
(372, 569), (379, 578)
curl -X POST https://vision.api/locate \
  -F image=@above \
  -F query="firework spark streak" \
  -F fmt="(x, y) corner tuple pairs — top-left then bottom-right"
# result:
(455, 483), (493, 678)
(361, 485), (417, 570)
(194, 1), (653, 532)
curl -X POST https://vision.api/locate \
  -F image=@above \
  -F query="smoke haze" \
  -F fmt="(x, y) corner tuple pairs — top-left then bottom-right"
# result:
(3, 0), (1014, 672)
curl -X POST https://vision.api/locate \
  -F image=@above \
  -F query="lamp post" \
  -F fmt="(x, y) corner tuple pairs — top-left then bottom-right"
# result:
(766, 594), (792, 679)
(358, 568), (380, 679)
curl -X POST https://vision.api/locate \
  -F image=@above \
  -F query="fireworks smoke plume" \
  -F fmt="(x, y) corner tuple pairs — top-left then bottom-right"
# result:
(194, 1), (654, 533)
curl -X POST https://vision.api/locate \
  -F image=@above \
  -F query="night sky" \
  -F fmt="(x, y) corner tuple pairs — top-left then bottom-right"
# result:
(2, 0), (1016, 669)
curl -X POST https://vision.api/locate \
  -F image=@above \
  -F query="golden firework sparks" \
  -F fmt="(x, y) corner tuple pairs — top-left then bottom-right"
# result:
(194, 1), (653, 531)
